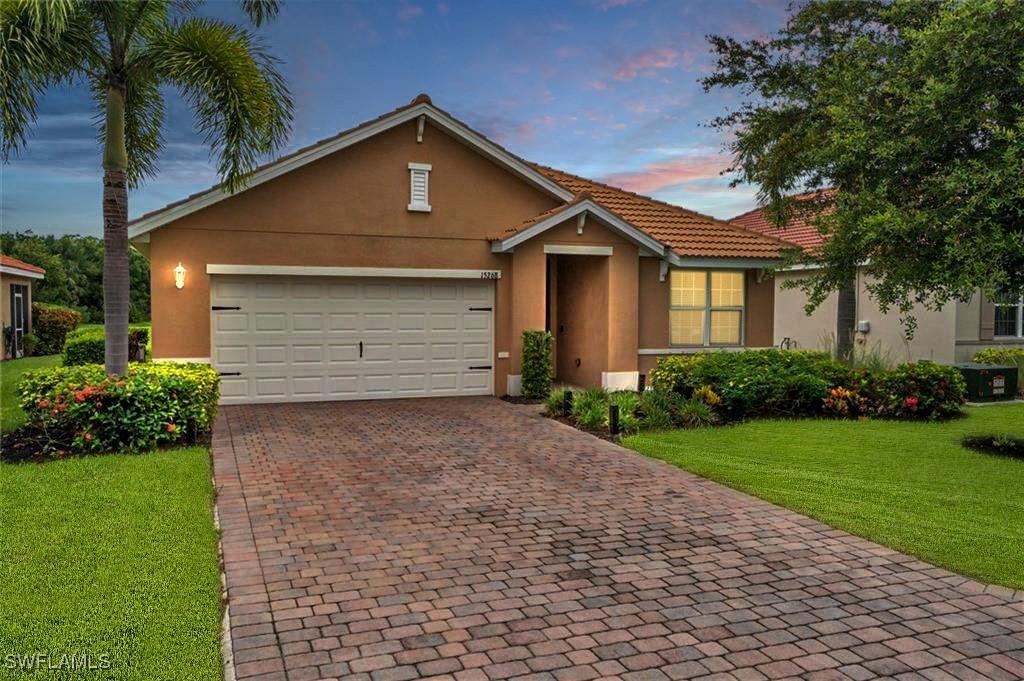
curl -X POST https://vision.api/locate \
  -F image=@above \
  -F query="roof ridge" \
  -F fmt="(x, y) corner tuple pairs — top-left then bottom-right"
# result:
(531, 162), (803, 251)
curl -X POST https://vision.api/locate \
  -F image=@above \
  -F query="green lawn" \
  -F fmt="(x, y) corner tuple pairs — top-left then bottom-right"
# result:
(1, 354), (61, 432)
(0, 448), (222, 680)
(624, 403), (1024, 590)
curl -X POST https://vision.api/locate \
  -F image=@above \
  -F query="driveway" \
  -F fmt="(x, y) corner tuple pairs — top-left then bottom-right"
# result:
(212, 397), (1024, 681)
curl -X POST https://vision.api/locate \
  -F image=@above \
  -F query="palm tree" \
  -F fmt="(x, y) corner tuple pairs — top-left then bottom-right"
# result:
(1, 0), (293, 374)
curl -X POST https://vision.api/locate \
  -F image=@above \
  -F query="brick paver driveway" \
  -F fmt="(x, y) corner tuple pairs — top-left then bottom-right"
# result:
(213, 397), (1024, 681)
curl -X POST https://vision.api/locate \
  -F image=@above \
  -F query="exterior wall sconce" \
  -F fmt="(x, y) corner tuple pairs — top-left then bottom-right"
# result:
(174, 262), (187, 289)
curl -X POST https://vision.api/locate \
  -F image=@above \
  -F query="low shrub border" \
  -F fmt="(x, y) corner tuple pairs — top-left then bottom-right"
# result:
(63, 327), (149, 365)
(3, 362), (218, 461)
(31, 303), (81, 355)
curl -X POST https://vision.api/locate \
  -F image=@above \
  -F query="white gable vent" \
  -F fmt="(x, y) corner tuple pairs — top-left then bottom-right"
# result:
(408, 162), (432, 212)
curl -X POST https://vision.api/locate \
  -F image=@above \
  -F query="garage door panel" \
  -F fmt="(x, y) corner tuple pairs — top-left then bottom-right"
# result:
(212, 275), (494, 404)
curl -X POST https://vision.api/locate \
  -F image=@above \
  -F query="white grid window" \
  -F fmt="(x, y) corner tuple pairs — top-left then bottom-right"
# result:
(670, 270), (745, 346)
(994, 295), (1023, 338)
(407, 162), (431, 212)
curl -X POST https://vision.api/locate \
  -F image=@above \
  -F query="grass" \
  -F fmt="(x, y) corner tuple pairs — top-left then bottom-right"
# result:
(0, 448), (222, 680)
(624, 403), (1024, 590)
(1, 354), (61, 432)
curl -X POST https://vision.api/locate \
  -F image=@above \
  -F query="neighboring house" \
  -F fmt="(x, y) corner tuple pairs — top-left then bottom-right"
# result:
(0, 255), (46, 359)
(731, 203), (1024, 363)
(128, 95), (793, 404)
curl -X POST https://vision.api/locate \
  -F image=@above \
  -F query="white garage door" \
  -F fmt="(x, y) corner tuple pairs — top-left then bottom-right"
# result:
(211, 276), (494, 404)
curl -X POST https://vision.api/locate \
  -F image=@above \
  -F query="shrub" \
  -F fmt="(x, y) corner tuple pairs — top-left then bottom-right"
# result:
(677, 397), (716, 428)
(544, 387), (568, 416)
(63, 327), (148, 365)
(608, 391), (640, 434)
(521, 330), (553, 399)
(22, 333), (38, 356)
(31, 303), (81, 354)
(864, 361), (965, 420)
(16, 362), (219, 455)
(650, 350), (848, 419)
(571, 388), (608, 430)
(637, 389), (681, 431)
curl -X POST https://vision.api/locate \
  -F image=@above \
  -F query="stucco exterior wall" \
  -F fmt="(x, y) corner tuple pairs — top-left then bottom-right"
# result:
(1, 272), (34, 331)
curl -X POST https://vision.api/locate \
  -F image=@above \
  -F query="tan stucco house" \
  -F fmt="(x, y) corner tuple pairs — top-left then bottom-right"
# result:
(732, 204), (1024, 363)
(1, 255), (45, 359)
(129, 95), (794, 404)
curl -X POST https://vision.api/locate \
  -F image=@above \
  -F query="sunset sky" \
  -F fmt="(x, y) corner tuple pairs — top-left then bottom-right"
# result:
(2, 0), (791, 236)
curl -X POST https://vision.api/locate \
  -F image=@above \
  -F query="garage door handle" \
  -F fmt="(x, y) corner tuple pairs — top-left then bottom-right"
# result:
(469, 365), (492, 370)
(359, 341), (363, 358)
(218, 371), (241, 376)
(211, 305), (241, 311)
(468, 306), (492, 311)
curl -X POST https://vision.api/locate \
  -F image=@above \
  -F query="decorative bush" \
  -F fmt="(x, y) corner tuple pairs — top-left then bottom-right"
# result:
(637, 389), (682, 431)
(544, 387), (568, 417)
(864, 361), (966, 420)
(677, 397), (716, 428)
(63, 327), (148, 365)
(649, 350), (848, 418)
(16, 362), (219, 455)
(571, 388), (608, 430)
(31, 303), (81, 355)
(22, 333), (38, 357)
(520, 330), (553, 399)
(607, 391), (640, 433)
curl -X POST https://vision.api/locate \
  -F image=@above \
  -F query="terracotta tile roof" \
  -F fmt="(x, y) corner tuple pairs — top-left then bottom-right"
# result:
(0, 254), (46, 275)
(521, 165), (801, 259)
(730, 190), (834, 252)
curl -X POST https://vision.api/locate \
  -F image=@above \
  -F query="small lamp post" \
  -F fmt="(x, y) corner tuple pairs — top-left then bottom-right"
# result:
(174, 262), (187, 289)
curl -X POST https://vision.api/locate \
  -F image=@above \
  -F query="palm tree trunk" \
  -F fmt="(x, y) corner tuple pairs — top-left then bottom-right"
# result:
(103, 87), (130, 376)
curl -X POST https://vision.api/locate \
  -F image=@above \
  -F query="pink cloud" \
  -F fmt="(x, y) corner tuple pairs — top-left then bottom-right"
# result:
(613, 47), (689, 80)
(587, 80), (609, 90)
(600, 156), (729, 194)
(398, 3), (424, 21)
(593, 0), (644, 9)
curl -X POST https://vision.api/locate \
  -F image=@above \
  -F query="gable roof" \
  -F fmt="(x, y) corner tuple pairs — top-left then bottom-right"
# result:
(128, 94), (574, 239)
(524, 165), (800, 260)
(0, 254), (46, 278)
(127, 94), (798, 263)
(730, 190), (834, 252)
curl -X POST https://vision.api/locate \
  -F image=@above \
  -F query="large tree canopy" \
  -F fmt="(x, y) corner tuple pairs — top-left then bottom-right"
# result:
(703, 0), (1024, 319)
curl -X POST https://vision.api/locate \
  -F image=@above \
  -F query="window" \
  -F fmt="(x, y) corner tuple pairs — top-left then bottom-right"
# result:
(670, 270), (745, 346)
(994, 294), (1023, 338)
(407, 162), (431, 212)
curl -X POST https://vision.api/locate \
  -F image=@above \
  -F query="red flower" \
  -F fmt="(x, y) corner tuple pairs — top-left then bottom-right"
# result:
(84, 433), (93, 441)
(37, 398), (50, 409)
(166, 422), (177, 433)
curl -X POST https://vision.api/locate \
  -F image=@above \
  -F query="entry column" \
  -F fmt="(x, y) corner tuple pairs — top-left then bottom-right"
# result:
(605, 243), (639, 389)
(509, 240), (547, 395)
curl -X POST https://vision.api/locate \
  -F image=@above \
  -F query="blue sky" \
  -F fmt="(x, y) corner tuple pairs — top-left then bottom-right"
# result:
(1, 0), (789, 237)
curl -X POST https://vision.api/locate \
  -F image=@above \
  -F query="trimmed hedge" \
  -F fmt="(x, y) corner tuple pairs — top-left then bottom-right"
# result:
(63, 327), (148, 365)
(16, 362), (219, 455)
(521, 329), (553, 399)
(650, 349), (965, 421)
(32, 303), (81, 354)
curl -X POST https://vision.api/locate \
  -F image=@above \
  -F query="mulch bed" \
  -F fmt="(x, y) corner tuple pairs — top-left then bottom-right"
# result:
(500, 395), (546, 405)
(1, 424), (212, 464)
(548, 414), (622, 443)
(962, 435), (1024, 459)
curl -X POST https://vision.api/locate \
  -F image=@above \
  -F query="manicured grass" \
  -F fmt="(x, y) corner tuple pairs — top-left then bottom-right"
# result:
(0, 448), (222, 680)
(624, 403), (1024, 590)
(1, 354), (61, 432)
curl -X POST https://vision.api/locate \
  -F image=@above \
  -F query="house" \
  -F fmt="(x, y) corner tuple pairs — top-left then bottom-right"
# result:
(129, 95), (794, 404)
(731, 202), (1024, 363)
(1, 255), (46, 359)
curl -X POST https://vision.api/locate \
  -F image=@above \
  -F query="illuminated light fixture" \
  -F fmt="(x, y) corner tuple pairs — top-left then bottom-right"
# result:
(174, 262), (187, 289)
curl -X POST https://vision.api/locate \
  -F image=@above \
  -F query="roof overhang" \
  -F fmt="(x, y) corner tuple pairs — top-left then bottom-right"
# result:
(665, 254), (784, 269)
(128, 101), (575, 240)
(0, 264), (45, 280)
(490, 199), (666, 256)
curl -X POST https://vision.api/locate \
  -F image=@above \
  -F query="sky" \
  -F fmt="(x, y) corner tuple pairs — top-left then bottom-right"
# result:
(1, 0), (791, 237)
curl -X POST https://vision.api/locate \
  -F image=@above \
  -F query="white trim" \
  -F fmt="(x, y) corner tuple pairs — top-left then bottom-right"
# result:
(506, 374), (522, 397)
(205, 264), (501, 279)
(0, 265), (44, 280)
(638, 347), (751, 355)
(155, 357), (212, 364)
(492, 200), (665, 255)
(667, 254), (781, 269)
(128, 102), (574, 238)
(601, 371), (639, 391)
(407, 162), (432, 171)
(543, 244), (613, 256)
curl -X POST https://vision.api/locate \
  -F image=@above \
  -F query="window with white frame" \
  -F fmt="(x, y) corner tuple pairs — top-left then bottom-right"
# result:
(407, 162), (431, 212)
(994, 294), (1024, 338)
(670, 270), (745, 346)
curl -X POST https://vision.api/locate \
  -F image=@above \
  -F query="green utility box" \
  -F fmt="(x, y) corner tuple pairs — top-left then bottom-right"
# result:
(955, 363), (1019, 402)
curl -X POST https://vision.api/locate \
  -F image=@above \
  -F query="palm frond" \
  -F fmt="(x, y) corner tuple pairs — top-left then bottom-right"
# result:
(140, 17), (293, 191)
(0, 1), (99, 159)
(239, 0), (281, 27)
